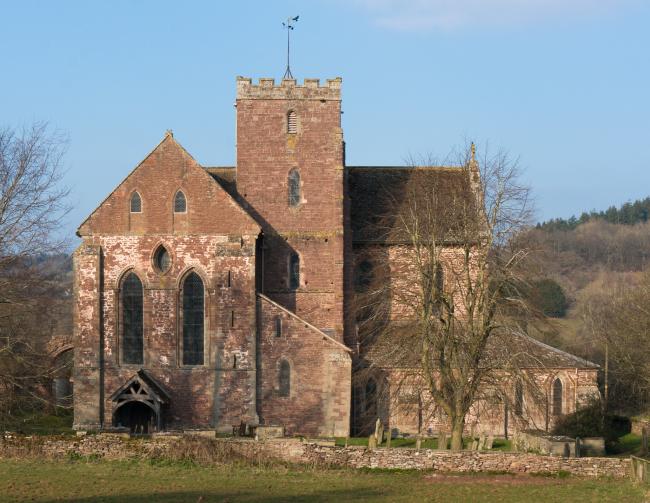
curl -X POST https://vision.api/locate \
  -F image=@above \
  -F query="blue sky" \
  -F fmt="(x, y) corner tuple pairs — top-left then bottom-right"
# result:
(2, 0), (649, 239)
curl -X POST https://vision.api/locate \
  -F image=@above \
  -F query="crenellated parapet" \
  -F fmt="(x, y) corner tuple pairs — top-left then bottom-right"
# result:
(236, 76), (342, 101)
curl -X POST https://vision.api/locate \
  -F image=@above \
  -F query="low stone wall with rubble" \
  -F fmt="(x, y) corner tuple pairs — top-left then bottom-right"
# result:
(0, 434), (630, 479)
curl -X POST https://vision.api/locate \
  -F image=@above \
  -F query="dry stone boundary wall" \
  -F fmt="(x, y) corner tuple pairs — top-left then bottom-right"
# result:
(0, 434), (629, 479)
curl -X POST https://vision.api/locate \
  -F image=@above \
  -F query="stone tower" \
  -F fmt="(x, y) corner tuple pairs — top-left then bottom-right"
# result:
(235, 77), (346, 341)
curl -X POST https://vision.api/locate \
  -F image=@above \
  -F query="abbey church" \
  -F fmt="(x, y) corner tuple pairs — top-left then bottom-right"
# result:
(73, 76), (599, 437)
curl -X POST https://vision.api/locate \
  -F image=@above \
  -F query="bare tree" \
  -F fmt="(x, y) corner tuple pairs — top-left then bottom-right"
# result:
(0, 123), (72, 428)
(580, 274), (650, 415)
(355, 143), (535, 450)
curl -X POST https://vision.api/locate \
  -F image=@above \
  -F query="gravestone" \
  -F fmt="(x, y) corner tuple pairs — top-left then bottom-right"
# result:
(368, 434), (377, 450)
(478, 434), (486, 451)
(374, 418), (384, 446)
(416, 436), (422, 450)
(471, 438), (479, 451)
(486, 435), (494, 450)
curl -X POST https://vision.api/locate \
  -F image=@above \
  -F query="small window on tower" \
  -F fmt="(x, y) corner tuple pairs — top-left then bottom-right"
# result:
(130, 192), (142, 213)
(288, 169), (301, 207)
(275, 316), (282, 337)
(287, 110), (297, 134)
(174, 190), (187, 213)
(289, 252), (300, 290)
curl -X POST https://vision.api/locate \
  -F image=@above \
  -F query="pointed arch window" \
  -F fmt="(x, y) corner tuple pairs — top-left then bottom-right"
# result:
(288, 169), (301, 207)
(355, 260), (374, 292)
(287, 110), (297, 134)
(514, 380), (524, 416)
(182, 272), (204, 366)
(121, 273), (143, 365)
(435, 264), (444, 292)
(174, 190), (187, 213)
(365, 378), (377, 416)
(130, 192), (142, 213)
(552, 378), (563, 416)
(289, 252), (300, 290)
(279, 359), (291, 397)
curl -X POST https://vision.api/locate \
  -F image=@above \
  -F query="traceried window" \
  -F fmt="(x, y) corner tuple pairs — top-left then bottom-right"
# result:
(153, 245), (171, 273)
(287, 110), (297, 134)
(279, 359), (291, 397)
(174, 190), (186, 213)
(288, 169), (301, 207)
(552, 378), (563, 416)
(182, 272), (204, 366)
(130, 192), (142, 213)
(121, 273), (143, 365)
(289, 252), (300, 290)
(514, 380), (524, 416)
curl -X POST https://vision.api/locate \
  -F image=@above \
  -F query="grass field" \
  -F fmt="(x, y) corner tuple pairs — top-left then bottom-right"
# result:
(0, 459), (645, 503)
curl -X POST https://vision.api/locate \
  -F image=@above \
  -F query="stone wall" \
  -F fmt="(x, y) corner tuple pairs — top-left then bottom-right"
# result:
(74, 134), (261, 431)
(0, 435), (629, 479)
(235, 77), (346, 343)
(256, 295), (351, 437)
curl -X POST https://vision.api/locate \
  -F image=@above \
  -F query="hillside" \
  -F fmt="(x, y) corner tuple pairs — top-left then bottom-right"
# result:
(526, 197), (650, 414)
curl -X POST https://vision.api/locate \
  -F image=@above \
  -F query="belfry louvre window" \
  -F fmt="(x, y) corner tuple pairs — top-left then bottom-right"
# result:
(287, 110), (297, 134)
(174, 190), (186, 213)
(288, 169), (300, 207)
(552, 378), (563, 416)
(130, 192), (142, 213)
(121, 273), (144, 364)
(182, 272), (204, 366)
(289, 252), (300, 290)
(279, 360), (290, 397)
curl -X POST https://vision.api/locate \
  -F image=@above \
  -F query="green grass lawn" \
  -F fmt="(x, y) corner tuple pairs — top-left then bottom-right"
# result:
(0, 459), (645, 503)
(335, 436), (512, 451)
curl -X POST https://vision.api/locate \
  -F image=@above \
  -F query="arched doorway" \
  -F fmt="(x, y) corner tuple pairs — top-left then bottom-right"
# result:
(110, 370), (170, 433)
(114, 401), (155, 434)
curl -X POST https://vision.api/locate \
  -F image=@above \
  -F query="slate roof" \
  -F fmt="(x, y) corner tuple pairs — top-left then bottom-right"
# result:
(346, 166), (481, 244)
(363, 323), (599, 370)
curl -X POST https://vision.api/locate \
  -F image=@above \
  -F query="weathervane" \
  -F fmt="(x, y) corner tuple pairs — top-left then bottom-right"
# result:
(282, 15), (299, 80)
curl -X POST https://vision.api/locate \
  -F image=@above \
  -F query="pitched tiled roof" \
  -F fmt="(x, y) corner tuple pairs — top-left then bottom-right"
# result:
(347, 166), (480, 244)
(363, 323), (598, 370)
(205, 166), (237, 197)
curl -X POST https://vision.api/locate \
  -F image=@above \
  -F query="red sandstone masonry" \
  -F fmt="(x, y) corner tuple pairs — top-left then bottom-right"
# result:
(236, 77), (345, 343)
(257, 295), (350, 437)
(74, 136), (260, 430)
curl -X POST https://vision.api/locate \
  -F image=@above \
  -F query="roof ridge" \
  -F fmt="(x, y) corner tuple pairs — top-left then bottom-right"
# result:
(257, 293), (352, 353)
(77, 133), (176, 234)
(347, 165), (464, 171)
(517, 332), (599, 369)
